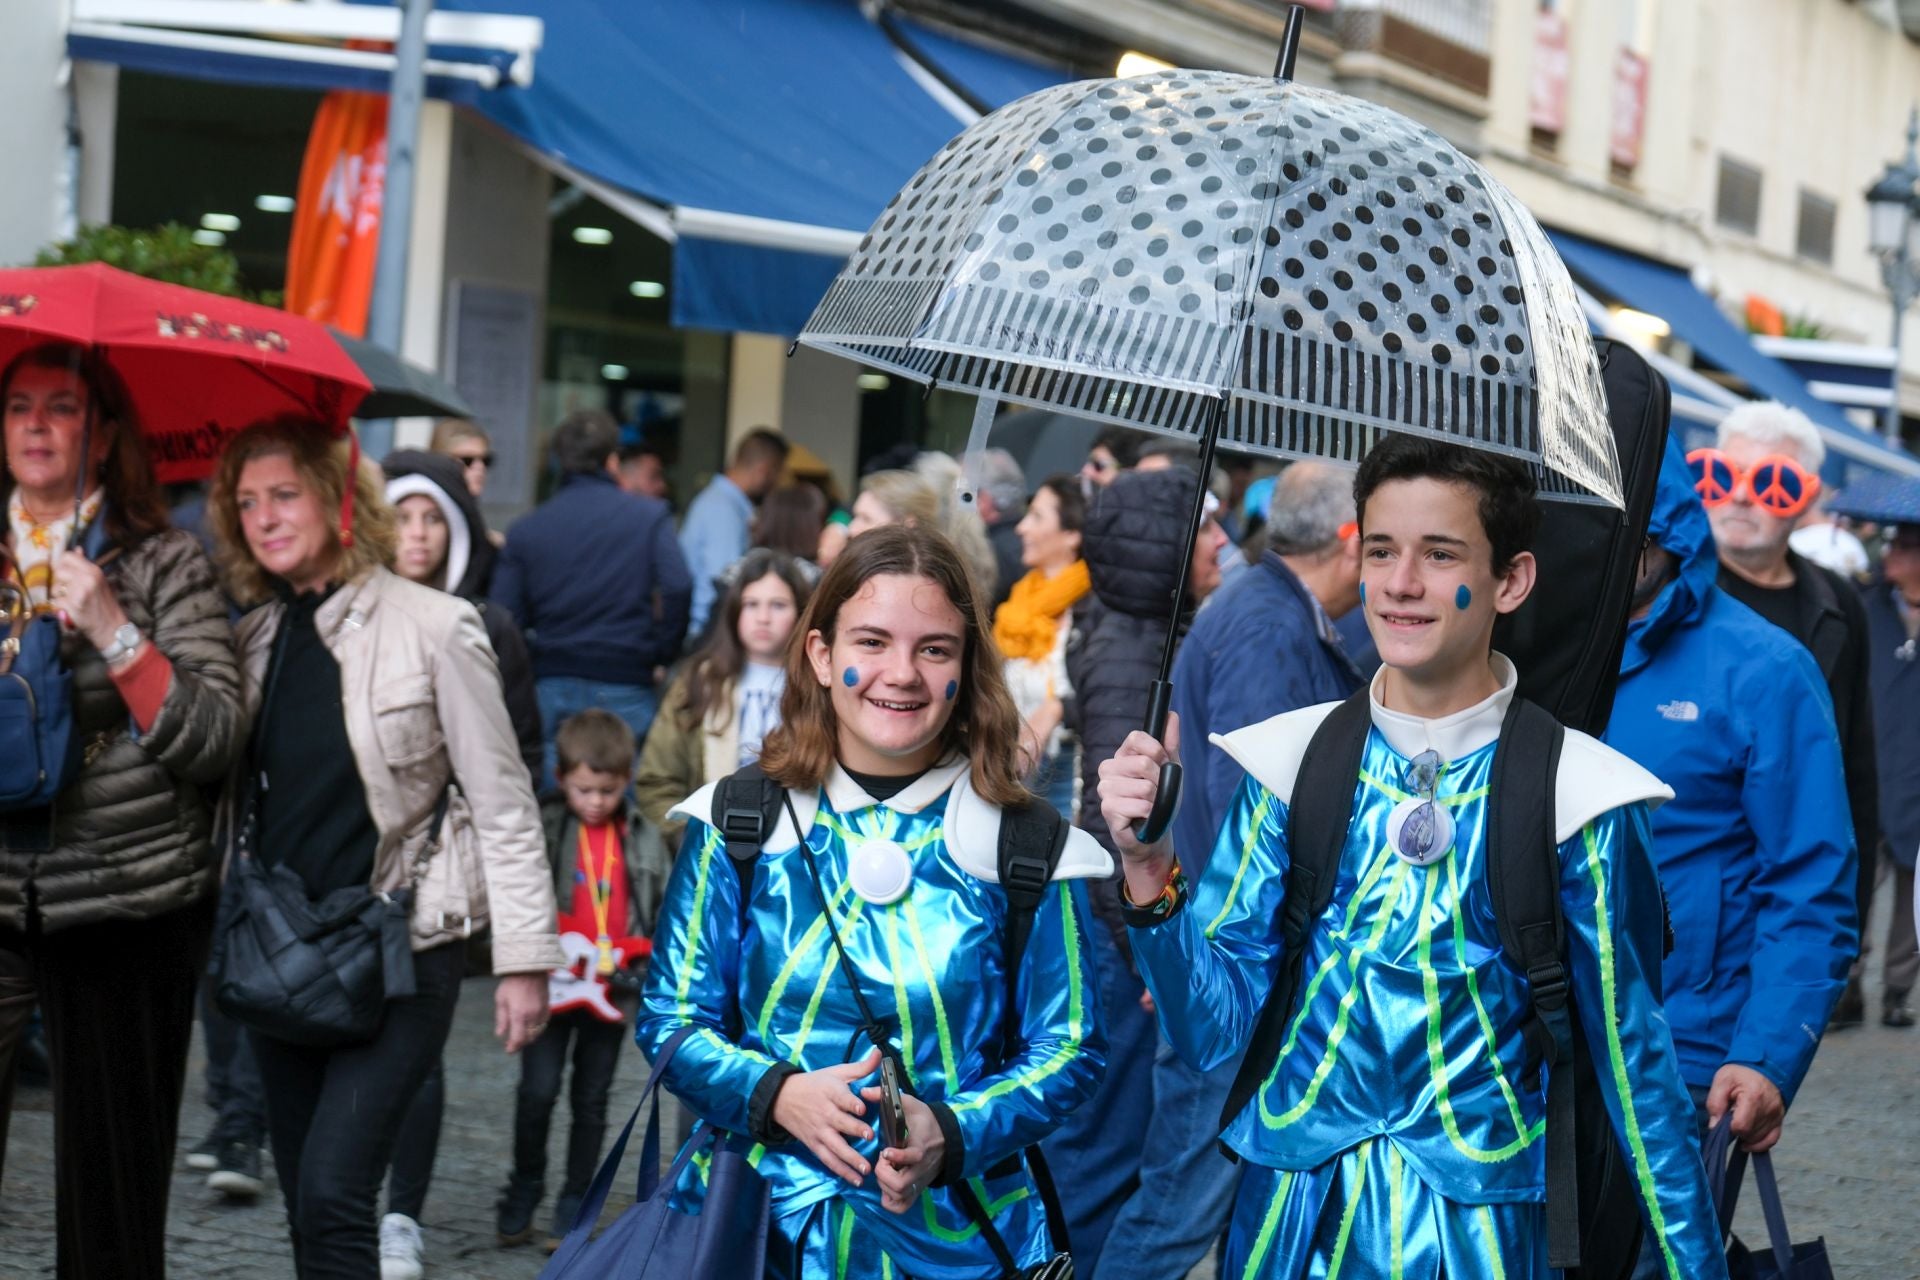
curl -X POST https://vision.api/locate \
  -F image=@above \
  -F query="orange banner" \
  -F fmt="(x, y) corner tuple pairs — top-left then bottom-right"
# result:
(285, 91), (388, 338)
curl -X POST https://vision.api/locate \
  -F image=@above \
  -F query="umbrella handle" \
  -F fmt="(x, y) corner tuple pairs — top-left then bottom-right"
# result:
(1132, 680), (1181, 845)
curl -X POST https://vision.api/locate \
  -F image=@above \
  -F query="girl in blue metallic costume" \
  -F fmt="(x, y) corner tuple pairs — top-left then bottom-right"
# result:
(639, 523), (1109, 1279)
(1099, 436), (1729, 1280)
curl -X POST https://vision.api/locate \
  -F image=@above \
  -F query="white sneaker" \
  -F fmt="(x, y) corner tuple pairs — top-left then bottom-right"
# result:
(379, 1213), (424, 1280)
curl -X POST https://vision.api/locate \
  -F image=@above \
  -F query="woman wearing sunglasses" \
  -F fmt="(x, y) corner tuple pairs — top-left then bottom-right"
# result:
(1699, 403), (1881, 1030)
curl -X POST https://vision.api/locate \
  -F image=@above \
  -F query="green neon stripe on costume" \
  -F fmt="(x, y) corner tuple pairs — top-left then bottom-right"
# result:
(673, 827), (724, 1013)
(882, 906), (920, 1087)
(792, 897), (869, 1060)
(1582, 824), (1681, 1279)
(1263, 837), (1398, 1079)
(1359, 771), (1490, 808)
(1418, 858), (1539, 1163)
(1239, 1169), (1296, 1279)
(919, 1179), (1028, 1241)
(1259, 854), (1410, 1128)
(952, 883), (1084, 1115)
(1446, 851), (1534, 1139)
(903, 897), (961, 1083)
(1325, 1139), (1372, 1278)
(757, 878), (853, 1045)
(1389, 1141), (1405, 1280)
(1206, 789), (1276, 938)
(1476, 1206), (1508, 1280)
(836, 1198), (855, 1279)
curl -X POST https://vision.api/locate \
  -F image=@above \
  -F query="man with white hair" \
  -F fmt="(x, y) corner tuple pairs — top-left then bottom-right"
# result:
(1707, 401), (1880, 1026)
(1096, 461), (1367, 1278)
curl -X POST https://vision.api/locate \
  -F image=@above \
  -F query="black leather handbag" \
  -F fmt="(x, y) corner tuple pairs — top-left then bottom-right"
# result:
(210, 611), (442, 1047)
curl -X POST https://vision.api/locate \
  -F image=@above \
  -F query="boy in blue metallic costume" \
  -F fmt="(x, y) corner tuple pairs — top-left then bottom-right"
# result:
(1099, 436), (1728, 1278)
(639, 524), (1109, 1279)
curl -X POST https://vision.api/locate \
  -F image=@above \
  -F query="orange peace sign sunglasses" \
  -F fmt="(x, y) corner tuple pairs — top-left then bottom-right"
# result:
(1686, 448), (1822, 519)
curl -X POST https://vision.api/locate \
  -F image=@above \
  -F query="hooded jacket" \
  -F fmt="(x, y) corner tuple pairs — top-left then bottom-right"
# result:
(1603, 438), (1857, 1101)
(383, 451), (541, 786)
(1066, 465), (1200, 862)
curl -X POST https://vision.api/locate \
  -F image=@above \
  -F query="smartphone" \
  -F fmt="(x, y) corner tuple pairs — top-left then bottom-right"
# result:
(878, 1055), (909, 1149)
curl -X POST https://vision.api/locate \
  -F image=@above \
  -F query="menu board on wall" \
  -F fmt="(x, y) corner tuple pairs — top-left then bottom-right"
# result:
(445, 280), (539, 521)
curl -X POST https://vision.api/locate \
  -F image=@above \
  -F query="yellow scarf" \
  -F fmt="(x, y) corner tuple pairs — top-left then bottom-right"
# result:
(992, 560), (1091, 661)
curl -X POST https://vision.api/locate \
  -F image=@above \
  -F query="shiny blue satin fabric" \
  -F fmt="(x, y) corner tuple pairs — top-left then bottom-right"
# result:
(1130, 730), (1727, 1279)
(637, 785), (1104, 1280)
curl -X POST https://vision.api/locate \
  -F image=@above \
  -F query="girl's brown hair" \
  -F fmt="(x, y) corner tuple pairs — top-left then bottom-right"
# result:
(677, 549), (815, 733)
(0, 343), (170, 546)
(207, 418), (397, 605)
(758, 523), (1028, 807)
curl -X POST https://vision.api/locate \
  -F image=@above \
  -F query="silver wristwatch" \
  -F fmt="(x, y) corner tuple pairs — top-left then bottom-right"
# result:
(99, 622), (143, 665)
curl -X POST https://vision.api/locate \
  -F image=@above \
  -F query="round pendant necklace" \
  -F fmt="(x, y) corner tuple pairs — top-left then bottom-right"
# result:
(1386, 794), (1455, 866)
(847, 838), (914, 905)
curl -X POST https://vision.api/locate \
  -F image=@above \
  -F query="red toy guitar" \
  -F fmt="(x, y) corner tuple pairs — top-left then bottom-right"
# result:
(548, 930), (650, 1024)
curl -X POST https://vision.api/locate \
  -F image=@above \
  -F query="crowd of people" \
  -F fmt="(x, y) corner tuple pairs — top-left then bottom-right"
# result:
(0, 332), (1908, 1280)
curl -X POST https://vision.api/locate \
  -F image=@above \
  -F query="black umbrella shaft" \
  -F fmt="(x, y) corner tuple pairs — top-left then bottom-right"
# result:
(1151, 397), (1227, 694)
(1275, 6), (1306, 81)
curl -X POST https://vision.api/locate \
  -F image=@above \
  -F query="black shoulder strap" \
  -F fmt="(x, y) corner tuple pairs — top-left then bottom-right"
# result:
(712, 762), (783, 932)
(996, 795), (1071, 991)
(1218, 689), (1372, 1139)
(992, 794), (1073, 1257)
(1486, 696), (1577, 1270)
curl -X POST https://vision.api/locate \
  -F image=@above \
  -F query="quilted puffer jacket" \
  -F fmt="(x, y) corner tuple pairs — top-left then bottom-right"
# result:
(1066, 466), (1198, 937)
(0, 526), (244, 932)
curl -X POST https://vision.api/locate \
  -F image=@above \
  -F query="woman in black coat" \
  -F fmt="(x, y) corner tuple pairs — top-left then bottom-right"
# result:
(1048, 461), (1226, 1269)
(377, 449), (543, 1273)
(384, 449), (541, 783)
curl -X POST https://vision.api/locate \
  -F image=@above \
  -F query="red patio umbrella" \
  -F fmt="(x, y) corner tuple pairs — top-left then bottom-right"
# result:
(0, 263), (372, 484)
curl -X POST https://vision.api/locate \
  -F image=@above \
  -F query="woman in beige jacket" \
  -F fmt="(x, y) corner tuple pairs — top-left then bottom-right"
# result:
(209, 418), (561, 1279)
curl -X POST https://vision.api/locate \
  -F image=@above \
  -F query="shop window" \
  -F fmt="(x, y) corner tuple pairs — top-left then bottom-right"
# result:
(1715, 156), (1763, 236)
(1795, 189), (1836, 265)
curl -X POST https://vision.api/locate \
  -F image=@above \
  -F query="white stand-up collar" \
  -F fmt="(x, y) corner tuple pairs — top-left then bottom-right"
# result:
(1368, 653), (1518, 762)
(822, 756), (970, 816)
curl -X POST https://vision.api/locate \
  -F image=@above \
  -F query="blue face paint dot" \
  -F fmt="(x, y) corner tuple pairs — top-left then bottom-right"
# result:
(1455, 585), (1472, 611)
(1359, 582), (1367, 604)
(842, 667), (859, 688)
(945, 680), (958, 702)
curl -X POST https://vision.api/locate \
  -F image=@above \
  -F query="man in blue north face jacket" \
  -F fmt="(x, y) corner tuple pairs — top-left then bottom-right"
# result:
(1606, 439), (1856, 1276)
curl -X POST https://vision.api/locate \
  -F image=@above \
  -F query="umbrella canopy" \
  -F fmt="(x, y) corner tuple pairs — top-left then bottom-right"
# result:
(1827, 473), (1920, 526)
(801, 67), (1620, 508)
(330, 330), (475, 421)
(0, 263), (371, 484)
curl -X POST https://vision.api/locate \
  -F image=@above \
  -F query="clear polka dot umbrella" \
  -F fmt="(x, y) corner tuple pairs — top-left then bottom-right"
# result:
(799, 67), (1623, 510)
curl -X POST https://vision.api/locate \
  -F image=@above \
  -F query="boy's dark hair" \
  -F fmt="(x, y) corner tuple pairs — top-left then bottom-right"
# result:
(1353, 433), (1541, 574)
(555, 708), (638, 778)
(551, 410), (621, 476)
(1090, 425), (1145, 470)
(1135, 436), (1201, 470)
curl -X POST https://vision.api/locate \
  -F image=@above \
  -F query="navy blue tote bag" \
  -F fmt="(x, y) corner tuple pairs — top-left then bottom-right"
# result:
(541, 1025), (770, 1278)
(1703, 1114), (1834, 1280)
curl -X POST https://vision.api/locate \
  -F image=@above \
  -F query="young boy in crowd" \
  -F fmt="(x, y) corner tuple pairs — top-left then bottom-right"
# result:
(496, 710), (657, 1252)
(1099, 435), (1727, 1278)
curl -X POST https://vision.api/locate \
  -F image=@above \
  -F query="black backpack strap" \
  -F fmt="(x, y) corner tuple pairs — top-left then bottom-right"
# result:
(993, 794), (1073, 1257)
(1217, 689), (1372, 1143)
(1485, 697), (1576, 1269)
(711, 763), (784, 932)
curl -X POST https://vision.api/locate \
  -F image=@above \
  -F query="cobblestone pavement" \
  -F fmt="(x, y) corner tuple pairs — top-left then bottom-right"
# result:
(0, 892), (1915, 1277)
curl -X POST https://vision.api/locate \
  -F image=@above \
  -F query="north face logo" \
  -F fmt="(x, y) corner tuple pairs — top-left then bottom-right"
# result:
(1657, 700), (1700, 722)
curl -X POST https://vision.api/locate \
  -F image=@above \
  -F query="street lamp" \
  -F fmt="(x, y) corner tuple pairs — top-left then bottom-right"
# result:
(1866, 106), (1920, 444)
